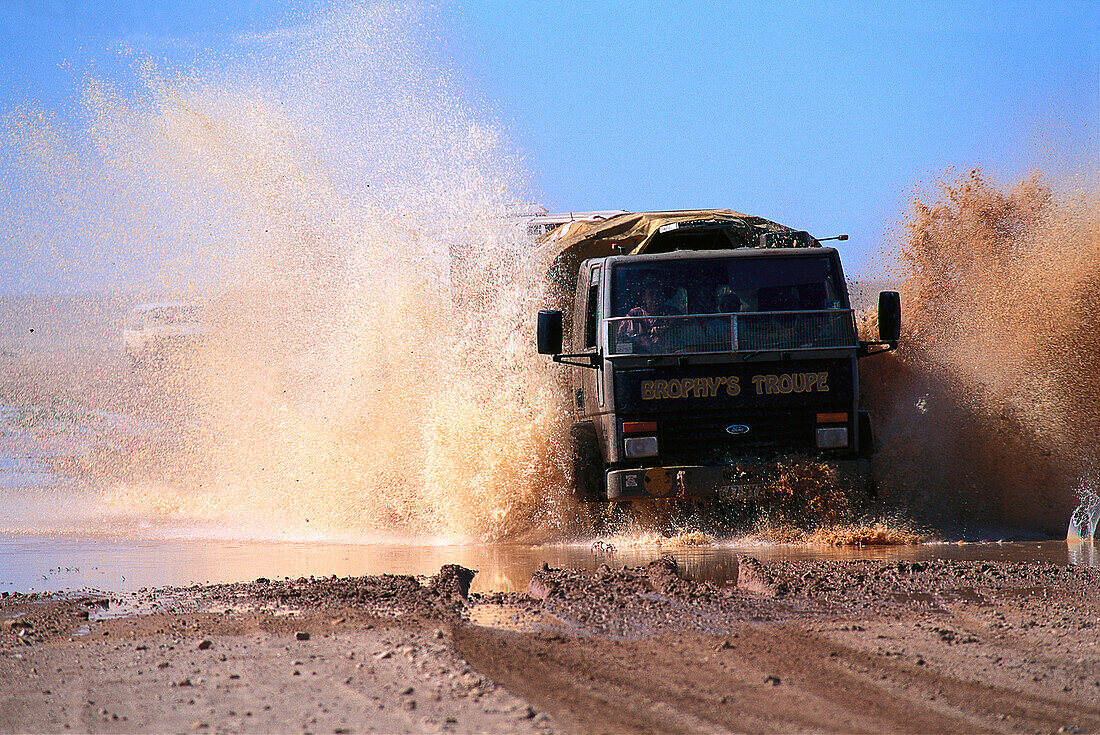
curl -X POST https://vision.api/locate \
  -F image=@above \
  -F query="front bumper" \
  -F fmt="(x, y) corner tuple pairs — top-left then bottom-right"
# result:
(605, 458), (871, 501)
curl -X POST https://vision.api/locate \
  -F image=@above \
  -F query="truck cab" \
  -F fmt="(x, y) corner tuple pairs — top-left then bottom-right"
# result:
(536, 211), (899, 503)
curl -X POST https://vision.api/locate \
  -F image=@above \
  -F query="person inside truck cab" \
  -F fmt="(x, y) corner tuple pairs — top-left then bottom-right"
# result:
(686, 282), (718, 315)
(672, 283), (736, 352)
(618, 277), (673, 351)
(717, 292), (742, 314)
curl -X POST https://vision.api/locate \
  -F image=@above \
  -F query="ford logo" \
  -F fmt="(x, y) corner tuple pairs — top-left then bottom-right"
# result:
(725, 424), (750, 435)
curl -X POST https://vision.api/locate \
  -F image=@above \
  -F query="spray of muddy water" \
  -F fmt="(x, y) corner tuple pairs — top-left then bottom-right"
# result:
(4, 7), (1094, 545)
(1, 3), (579, 542)
(864, 168), (1100, 535)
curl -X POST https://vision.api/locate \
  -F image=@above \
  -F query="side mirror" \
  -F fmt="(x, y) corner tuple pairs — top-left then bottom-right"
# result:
(878, 291), (901, 342)
(537, 310), (563, 355)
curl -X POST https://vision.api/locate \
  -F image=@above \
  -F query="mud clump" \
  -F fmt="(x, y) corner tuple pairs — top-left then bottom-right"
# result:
(516, 556), (815, 637)
(644, 555), (682, 593)
(735, 554), (790, 597)
(172, 565), (480, 622)
(428, 564), (477, 602)
(502, 556), (1100, 637)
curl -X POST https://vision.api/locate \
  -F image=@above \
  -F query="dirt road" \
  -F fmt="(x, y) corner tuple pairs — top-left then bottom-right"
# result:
(2, 557), (1099, 733)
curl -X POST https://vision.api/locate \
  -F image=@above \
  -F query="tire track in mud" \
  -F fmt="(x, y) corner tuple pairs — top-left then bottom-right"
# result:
(455, 558), (1100, 734)
(454, 624), (960, 734)
(454, 620), (1100, 734)
(783, 625), (1100, 733)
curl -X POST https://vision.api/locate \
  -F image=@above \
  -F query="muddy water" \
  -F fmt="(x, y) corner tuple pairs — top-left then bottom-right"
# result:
(0, 337), (1094, 597)
(863, 169), (1100, 535)
(2, 534), (1095, 597)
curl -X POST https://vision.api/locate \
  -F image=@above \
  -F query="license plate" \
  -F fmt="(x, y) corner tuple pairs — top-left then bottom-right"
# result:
(718, 483), (765, 499)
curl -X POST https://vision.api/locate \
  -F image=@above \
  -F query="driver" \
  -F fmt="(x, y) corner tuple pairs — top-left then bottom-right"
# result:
(618, 276), (672, 352)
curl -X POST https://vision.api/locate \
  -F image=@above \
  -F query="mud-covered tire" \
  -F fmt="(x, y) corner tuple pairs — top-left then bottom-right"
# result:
(571, 422), (604, 502)
(857, 410), (875, 457)
(847, 457), (877, 510)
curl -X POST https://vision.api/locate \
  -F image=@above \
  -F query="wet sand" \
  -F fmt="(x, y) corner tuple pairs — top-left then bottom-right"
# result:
(3, 556), (1100, 734)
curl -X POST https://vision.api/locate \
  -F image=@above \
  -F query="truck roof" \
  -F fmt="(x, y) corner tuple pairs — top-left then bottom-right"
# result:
(539, 208), (810, 296)
(601, 246), (839, 265)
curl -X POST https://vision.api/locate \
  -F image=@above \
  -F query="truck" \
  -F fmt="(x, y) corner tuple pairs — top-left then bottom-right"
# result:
(535, 209), (900, 506)
(123, 301), (206, 369)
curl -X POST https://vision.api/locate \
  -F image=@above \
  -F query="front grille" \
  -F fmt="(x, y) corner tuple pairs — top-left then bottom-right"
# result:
(655, 409), (816, 464)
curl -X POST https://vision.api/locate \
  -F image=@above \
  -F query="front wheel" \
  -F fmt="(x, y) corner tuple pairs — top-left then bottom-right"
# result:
(571, 422), (604, 502)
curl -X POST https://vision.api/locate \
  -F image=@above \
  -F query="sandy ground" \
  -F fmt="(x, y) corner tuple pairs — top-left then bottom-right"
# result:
(2, 557), (1100, 734)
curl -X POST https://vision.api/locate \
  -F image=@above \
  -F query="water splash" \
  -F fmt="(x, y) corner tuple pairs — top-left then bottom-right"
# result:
(1068, 481), (1100, 541)
(862, 168), (1100, 535)
(1, 2), (580, 542)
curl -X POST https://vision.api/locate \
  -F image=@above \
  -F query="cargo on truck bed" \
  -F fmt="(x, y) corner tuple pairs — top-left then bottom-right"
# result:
(534, 209), (900, 504)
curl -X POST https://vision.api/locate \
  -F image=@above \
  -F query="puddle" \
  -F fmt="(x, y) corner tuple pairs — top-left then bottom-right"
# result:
(887, 587), (989, 609)
(937, 587), (988, 604)
(0, 535), (1095, 597)
(467, 603), (571, 634)
(1001, 586), (1051, 599)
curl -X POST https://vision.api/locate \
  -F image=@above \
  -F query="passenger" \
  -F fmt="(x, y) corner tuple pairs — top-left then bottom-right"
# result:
(701, 292), (740, 350)
(718, 292), (742, 314)
(618, 278), (672, 352)
(686, 283), (718, 315)
(680, 283), (724, 351)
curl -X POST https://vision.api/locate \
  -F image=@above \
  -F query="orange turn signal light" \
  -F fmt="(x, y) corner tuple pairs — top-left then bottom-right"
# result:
(816, 412), (849, 424)
(622, 421), (658, 434)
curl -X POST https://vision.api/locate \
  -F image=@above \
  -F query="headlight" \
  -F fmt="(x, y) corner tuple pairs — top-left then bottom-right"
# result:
(624, 436), (659, 458)
(816, 427), (849, 449)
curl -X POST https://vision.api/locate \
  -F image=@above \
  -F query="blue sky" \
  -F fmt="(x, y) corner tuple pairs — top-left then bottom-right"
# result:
(444, 3), (1099, 257)
(0, 0), (1097, 283)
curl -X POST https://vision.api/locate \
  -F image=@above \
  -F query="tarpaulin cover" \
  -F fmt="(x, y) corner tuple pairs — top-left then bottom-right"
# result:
(537, 209), (799, 300)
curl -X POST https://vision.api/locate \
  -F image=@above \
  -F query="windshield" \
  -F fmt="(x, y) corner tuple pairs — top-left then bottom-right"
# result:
(608, 255), (853, 355)
(611, 255), (845, 318)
